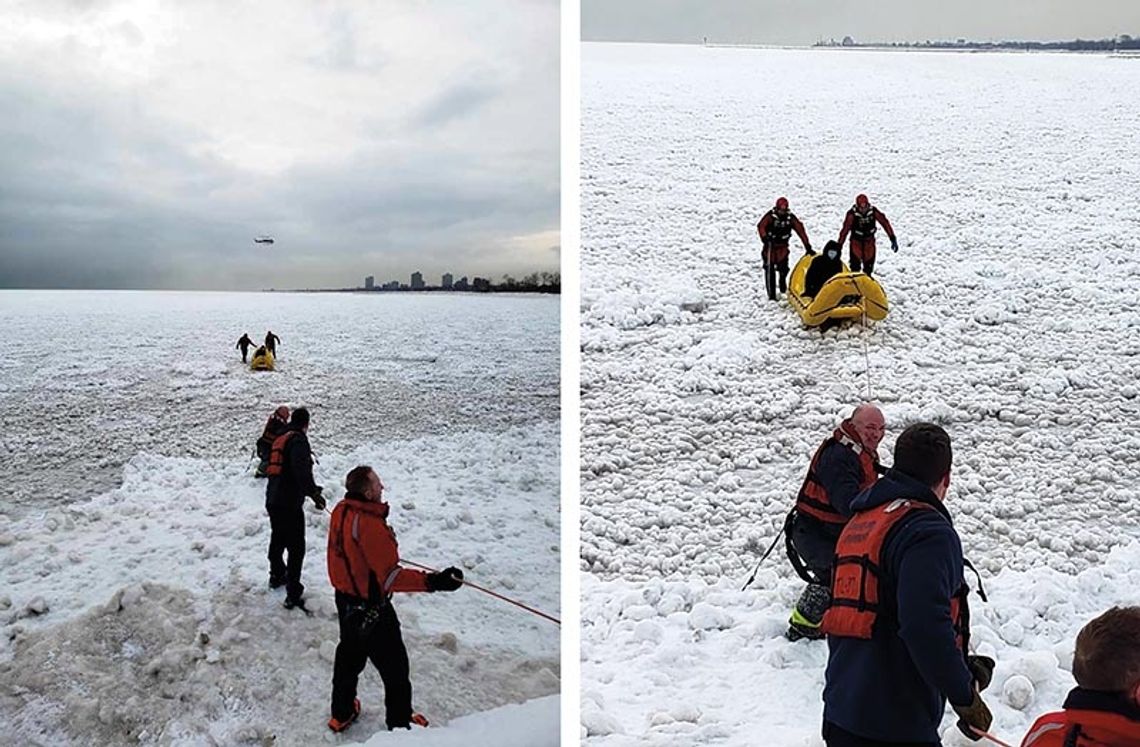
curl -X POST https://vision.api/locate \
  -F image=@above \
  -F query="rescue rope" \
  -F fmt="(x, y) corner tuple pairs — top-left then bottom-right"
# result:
(973, 728), (1015, 747)
(318, 505), (559, 625)
(401, 559), (561, 626)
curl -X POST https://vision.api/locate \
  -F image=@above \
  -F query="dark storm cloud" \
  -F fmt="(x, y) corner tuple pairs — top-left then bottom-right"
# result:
(0, 2), (558, 290)
(582, 0), (1140, 45)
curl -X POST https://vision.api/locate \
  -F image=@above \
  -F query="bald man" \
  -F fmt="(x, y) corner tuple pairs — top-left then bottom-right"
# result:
(786, 405), (885, 641)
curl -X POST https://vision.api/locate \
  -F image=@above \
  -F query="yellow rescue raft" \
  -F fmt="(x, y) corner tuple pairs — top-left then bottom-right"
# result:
(249, 348), (275, 371)
(787, 253), (889, 327)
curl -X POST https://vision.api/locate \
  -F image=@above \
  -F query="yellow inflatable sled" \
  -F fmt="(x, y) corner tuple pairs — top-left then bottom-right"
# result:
(249, 348), (275, 371)
(787, 253), (889, 327)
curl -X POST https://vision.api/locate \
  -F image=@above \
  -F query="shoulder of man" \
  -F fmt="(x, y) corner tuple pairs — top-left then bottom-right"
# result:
(883, 504), (962, 566)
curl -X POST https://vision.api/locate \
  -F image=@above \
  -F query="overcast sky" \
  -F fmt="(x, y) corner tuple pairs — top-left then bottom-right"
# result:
(583, 0), (1140, 46)
(0, 0), (558, 290)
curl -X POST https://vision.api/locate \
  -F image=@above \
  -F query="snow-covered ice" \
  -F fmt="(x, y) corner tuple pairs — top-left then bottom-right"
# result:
(0, 290), (559, 745)
(580, 43), (1140, 745)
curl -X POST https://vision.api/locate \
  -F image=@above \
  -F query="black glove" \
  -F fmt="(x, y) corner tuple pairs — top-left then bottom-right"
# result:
(967, 655), (996, 692)
(805, 244), (816, 256)
(426, 566), (464, 592)
(952, 687), (993, 742)
(890, 237), (899, 252)
(311, 487), (326, 511)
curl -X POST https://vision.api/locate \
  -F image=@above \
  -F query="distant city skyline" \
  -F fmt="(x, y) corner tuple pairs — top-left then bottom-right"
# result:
(582, 0), (1140, 46)
(0, 1), (559, 290)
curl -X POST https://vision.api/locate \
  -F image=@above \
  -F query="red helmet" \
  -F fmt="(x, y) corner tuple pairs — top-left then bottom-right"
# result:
(275, 405), (290, 420)
(855, 194), (869, 208)
(775, 196), (789, 211)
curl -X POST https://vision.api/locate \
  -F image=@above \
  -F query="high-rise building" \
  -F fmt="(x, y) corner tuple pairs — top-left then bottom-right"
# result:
(411, 271), (424, 289)
(442, 273), (454, 289)
(454, 276), (469, 291)
(365, 275), (374, 290)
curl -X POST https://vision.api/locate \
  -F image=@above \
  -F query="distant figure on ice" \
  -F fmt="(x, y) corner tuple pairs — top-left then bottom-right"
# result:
(821, 423), (994, 745)
(254, 405), (291, 478)
(265, 407), (325, 610)
(803, 240), (845, 298)
(236, 333), (255, 363)
(265, 330), (280, 358)
(757, 196), (812, 301)
(326, 465), (464, 733)
(786, 404), (884, 642)
(1021, 606), (1140, 746)
(836, 193), (897, 276)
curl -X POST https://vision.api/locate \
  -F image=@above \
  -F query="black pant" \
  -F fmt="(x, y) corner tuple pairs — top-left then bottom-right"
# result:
(267, 504), (305, 600)
(331, 592), (413, 729)
(823, 721), (938, 746)
(850, 255), (875, 276)
(241, 348), (249, 362)
(765, 260), (790, 299)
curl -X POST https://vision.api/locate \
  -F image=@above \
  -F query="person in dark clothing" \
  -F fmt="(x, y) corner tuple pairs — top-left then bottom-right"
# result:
(254, 405), (290, 478)
(822, 423), (993, 746)
(236, 333), (255, 363)
(265, 406), (325, 608)
(757, 196), (812, 301)
(803, 240), (845, 298)
(265, 330), (280, 357)
(787, 405), (884, 641)
(837, 193), (897, 277)
(326, 465), (464, 733)
(1021, 606), (1140, 746)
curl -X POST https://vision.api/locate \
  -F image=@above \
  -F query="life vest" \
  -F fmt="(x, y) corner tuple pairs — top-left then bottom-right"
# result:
(266, 431), (297, 478)
(765, 210), (795, 243)
(821, 498), (970, 653)
(794, 423), (879, 525)
(1021, 707), (1140, 747)
(851, 206), (877, 239)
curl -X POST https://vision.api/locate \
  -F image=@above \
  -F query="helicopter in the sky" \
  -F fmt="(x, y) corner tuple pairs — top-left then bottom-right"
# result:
(254, 235), (275, 245)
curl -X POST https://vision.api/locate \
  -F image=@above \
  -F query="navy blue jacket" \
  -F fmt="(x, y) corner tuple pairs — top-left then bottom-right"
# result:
(815, 441), (867, 520)
(265, 427), (319, 511)
(822, 470), (975, 743)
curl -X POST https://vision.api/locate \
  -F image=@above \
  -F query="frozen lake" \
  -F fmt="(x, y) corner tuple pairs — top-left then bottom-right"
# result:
(0, 290), (559, 518)
(580, 43), (1140, 746)
(0, 289), (560, 744)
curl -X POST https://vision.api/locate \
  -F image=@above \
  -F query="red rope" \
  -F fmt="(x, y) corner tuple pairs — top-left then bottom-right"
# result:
(402, 559), (561, 626)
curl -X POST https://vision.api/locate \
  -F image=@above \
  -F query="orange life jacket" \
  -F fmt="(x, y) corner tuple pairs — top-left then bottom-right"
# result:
(795, 422), (879, 525)
(327, 497), (429, 599)
(266, 431), (297, 478)
(822, 498), (970, 651)
(1021, 707), (1140, 747)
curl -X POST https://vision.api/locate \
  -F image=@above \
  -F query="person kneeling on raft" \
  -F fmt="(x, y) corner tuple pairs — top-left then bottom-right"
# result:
(803, 240), (845, 298)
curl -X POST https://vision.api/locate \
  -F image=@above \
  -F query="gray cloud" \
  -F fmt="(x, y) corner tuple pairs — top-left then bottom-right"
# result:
(0, 1), (558, 290)
(583, 0), (1140, 45)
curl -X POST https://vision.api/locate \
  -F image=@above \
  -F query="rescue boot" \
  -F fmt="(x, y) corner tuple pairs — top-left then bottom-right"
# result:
(328, 698), (361, 733)
(388, 713), (429, 731)
(786, 583), (831, 641)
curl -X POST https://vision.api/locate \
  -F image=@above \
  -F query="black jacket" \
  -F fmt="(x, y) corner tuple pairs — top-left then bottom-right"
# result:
(265, 427), (319, 510)
(804, 254), (843, 298)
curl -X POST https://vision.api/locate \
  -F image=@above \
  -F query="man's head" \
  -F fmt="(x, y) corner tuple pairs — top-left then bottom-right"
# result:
(345, 465), (385, 502)
(775, 196), (789, 215)
(824, 240), (841, 261)
(290, 406), (310, 432)
(893, 422), (952, 498)
(1073, 606), (1140, 705)
(274, 405), (289, 421)
(850, 404), (885, 450)
(855, 193), (870, 211)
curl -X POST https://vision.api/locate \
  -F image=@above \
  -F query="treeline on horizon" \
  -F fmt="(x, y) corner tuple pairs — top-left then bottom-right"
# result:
(814, 34), (1140, 51)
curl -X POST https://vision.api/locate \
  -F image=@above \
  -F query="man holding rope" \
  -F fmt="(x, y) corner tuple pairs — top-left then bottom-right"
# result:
(820, 423), (994, 745)
(325, 465), (464, 734)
